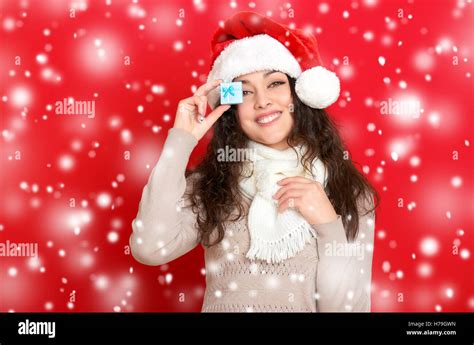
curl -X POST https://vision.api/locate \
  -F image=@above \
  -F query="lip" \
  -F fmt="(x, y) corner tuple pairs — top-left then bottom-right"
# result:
(255, 111), (282, 126)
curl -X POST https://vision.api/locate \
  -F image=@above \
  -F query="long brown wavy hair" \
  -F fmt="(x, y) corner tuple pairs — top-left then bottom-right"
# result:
(185, 75), (380, 248)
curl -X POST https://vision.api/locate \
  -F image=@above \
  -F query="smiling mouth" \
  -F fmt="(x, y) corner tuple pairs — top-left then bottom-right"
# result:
(255, 111), (282, 126)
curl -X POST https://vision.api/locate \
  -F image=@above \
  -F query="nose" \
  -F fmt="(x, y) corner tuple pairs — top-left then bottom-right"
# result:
(254, 89), (272, 110)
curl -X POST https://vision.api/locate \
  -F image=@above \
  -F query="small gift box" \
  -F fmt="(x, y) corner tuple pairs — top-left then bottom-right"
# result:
(220, 82), (243, 105)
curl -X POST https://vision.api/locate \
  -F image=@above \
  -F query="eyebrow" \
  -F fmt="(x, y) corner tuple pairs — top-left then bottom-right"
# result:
(236, 71), (280, 84)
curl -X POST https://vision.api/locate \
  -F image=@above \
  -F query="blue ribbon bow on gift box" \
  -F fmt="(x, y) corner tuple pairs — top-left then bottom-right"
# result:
(222, 85), (235, 99)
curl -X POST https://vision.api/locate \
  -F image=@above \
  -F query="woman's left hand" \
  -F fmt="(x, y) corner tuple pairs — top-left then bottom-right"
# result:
(272, 176), (338, 226)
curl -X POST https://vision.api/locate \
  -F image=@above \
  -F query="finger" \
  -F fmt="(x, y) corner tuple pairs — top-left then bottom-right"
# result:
(192, 95), (207, 121)
(178, 99), (193, 112)
(277, 176), (313, 185)
(177, 102), (195, 116)
(276, 189), (305, 203)
(201, 104), (231, 127)
(180, 95), (200, 108)
(199, 95), (207, 116)
(181, 95), (206, 111)
(278, 197), (301, 213)
(194, 79), (223, 97)
(192, 95), (206, 109)
(273, 185), (306, 200)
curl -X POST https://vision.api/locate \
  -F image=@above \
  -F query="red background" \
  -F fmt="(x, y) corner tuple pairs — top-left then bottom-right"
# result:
(0, 0), (472, 312)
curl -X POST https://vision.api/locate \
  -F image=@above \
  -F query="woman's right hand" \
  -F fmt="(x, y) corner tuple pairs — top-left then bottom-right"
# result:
(173, 79), (231, 141)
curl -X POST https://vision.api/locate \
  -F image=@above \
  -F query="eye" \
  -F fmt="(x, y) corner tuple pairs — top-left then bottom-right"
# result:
(243, 90), (252, 96)
(269, 81), (285, 88)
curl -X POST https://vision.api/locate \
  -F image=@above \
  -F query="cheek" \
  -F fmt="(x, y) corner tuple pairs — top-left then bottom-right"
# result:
(236, 104), (253, 121)
(236, 105), (256, 129)
(276, 86), (293, 107)
(280, 111), (294, 131)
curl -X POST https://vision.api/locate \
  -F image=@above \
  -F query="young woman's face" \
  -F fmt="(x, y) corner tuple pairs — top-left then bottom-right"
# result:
(233, 70), (294, 150)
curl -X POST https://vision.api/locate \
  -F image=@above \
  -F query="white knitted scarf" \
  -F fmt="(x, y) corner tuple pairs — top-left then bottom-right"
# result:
(239, 140), (328, 264)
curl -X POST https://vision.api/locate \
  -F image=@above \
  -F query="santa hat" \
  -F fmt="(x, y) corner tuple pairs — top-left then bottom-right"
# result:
(206, 11), (340, 110)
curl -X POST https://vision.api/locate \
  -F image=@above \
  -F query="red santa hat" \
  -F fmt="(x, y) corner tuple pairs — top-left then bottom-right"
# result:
(206, 11), (340, 110)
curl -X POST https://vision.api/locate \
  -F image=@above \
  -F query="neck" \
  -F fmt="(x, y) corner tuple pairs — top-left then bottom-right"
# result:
(254, 140), (290, 151)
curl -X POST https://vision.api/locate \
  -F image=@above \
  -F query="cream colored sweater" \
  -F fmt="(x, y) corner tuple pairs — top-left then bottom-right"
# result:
(129, 128), (375, 312)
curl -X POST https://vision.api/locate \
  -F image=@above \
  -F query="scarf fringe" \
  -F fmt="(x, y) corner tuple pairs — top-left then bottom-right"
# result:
(245, 222), (314, 264)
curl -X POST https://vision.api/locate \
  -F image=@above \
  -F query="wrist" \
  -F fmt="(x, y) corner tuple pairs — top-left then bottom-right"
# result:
(311, 211), (338, 226)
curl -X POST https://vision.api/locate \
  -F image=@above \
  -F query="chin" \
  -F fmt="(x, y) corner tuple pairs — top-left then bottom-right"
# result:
(258, 136), (286, 146)
(254, 130), (290, 148)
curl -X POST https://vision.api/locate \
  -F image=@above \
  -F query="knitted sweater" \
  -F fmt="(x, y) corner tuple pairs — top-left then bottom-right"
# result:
(129, 128), (375, 312)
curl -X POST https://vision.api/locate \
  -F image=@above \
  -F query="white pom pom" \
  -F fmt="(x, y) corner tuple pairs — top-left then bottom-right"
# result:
(295, 66), (340, 109)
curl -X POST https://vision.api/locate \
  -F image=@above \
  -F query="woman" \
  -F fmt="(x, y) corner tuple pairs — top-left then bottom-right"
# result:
(130, 11), (379, 312)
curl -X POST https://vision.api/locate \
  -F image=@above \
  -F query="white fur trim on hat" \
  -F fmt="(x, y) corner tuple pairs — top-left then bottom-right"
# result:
(295, 66), (340, 109)
(207, 34), (302, 109)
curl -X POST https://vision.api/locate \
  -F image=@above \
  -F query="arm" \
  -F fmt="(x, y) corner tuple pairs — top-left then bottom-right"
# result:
(129, 127), (200, 266)
(312, 195), (375, 312)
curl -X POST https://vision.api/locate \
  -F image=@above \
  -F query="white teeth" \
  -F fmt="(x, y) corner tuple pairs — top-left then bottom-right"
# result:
(256, 112), (281, 124)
